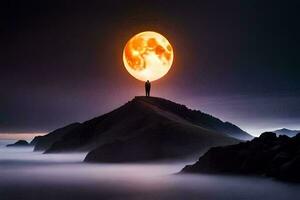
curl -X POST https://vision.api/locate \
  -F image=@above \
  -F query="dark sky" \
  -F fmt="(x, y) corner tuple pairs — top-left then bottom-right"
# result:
(1, 0), (299, 135)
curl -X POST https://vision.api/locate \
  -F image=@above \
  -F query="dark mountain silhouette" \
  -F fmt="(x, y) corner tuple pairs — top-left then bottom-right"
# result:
(6, 140), (29, 147)
(33, 97), (251, 161)
(33, 123), (81, 151)
(182, 132), (300, 182)
(30, 136), (40, 146)
(272, 128), (299, 137)
(84, 119), (236, 162)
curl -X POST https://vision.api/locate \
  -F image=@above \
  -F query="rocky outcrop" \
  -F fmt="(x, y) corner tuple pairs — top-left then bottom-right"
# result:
(182, 132), (300, 182)
(6, 140), (29, 147)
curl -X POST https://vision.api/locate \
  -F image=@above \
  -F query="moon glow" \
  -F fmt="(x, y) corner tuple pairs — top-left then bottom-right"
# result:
(123, 31), (174, 82)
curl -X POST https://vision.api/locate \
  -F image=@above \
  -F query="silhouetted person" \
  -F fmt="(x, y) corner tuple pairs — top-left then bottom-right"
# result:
(145, 80), (151, 96)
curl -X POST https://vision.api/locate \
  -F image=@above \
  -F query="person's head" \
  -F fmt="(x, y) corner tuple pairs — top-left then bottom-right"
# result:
(147, 80), (149, 83)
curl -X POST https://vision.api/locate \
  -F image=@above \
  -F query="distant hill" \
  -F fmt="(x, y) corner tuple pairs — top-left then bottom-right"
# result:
(272, 128), (300, 137)
(6, 140), (29, 147)
(33, 96), (252, 162)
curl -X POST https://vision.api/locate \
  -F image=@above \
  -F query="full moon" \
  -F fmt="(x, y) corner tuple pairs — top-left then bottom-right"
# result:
(123, 31), (174, 82)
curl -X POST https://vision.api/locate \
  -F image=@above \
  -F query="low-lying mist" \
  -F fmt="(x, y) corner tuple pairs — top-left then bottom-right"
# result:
(0, 142), (299, 200)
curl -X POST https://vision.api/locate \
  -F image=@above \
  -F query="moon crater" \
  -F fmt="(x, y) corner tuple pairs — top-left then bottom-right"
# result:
(123, 31), (174, 81)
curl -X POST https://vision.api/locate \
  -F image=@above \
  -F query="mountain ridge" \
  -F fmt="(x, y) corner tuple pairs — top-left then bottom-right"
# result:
(272, 128), (300, 137)
(32, 96), (251, 162)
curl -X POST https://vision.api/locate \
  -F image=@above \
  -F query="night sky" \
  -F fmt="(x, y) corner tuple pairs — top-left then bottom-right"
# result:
(1, 0), (299, 136)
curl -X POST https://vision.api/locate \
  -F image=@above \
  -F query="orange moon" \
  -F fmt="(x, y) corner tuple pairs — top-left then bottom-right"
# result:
(123, 31), (174, 82)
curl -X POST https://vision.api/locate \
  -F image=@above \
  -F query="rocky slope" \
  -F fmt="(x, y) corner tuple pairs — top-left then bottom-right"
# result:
(182, 132), (300, 182)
